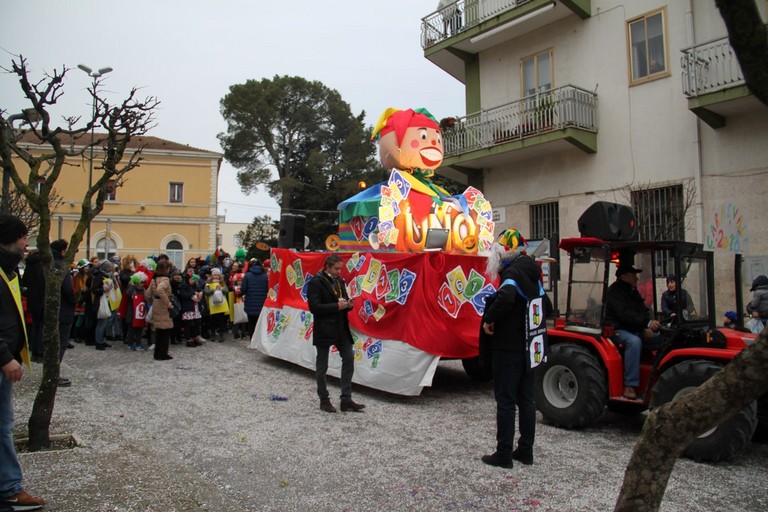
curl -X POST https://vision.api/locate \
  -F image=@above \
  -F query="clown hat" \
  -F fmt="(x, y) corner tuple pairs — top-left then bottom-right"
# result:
(485, 228), (529, 280)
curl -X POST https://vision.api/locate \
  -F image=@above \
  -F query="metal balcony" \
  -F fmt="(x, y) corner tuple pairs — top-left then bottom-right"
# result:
(681, 33), (764, 129)
(440, 85), (597, 171)
(421, 0), (590, 82)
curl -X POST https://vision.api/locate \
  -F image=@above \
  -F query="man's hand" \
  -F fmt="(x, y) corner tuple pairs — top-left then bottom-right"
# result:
(648, 320), (661, 331)
(1, 359), (23, 383)
(483, 322), (494, 335)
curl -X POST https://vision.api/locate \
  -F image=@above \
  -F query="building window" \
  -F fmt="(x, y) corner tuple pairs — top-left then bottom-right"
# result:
(631, 184), (685, 275)
(96, 237), (117, 262)
(170, 182), (183, 203)
(35, 177), (45, 195)
(530, 202), (559, 239)
(166, 240), (184, 269)
(106, 179), (116, 201)
(627, 8), (668, 84)
(521, 49), (553, 97)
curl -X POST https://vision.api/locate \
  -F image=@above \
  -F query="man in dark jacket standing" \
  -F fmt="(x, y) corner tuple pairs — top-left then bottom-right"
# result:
(605, 264), (661, 399)
(239, 258), (268, 337)
(52, 239), (75, 387)
(307, 255), (365, 413)
(481, 229), (543, 468)
(20, 249), (45, 362)
(0, 214), (46, 510)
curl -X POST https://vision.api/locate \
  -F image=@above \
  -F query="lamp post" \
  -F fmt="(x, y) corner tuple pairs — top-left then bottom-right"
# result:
(78, 63), (113, 259)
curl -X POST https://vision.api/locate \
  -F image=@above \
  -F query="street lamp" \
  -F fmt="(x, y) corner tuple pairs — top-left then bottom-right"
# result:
(78, 64), (112, 259)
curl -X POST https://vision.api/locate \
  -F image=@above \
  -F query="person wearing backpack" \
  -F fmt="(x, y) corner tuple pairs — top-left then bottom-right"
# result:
(480, 229), (546, 469)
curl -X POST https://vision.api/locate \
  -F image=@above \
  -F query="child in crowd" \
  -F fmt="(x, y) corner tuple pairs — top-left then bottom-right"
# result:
(179, 273), (203, 347)
(125, 271), (149, 351)
(204, 268), (230, 342)
(230, 270), (247, 339)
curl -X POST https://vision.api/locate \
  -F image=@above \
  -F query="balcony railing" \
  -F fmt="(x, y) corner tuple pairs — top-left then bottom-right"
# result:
(442, 85), (597, 156)
(421, 0), (534, 49)
(681, 35), (745, 97)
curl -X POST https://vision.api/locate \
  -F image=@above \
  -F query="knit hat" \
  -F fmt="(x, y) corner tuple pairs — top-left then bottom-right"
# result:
(485, 228), (528, 280)
(99, 260), (114, 273)
(130, 271), (148, 285)
(211, 268), (222, 276)
(724, 311), (737, 323)
(50, 239), (68, 253)
(0, 214), (28, 245)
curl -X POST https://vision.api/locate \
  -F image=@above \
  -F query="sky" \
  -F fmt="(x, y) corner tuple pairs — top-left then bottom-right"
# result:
(1, 0), (465, 223)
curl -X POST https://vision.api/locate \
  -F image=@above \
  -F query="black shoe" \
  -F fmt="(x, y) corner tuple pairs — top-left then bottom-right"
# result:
(102, 342), (112, 348)
(154, 354), (174, 361)
(58, 378), (71, 387)
(340, 400), (365, 412)
(511, 449), (533, 465)
(95, 344), (106, 351)
(481, 452), (513, 469)
(31, 354), (44, 364)
(320, 400), (337, 413)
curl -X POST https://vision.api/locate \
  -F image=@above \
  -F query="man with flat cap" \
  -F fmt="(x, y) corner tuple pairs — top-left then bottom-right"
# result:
(605, 263), (661, 400)
(0, 214), (46, 510)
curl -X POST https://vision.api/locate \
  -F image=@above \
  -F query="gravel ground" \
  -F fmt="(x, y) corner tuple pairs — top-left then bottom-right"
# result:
(11, 334), (768, 511)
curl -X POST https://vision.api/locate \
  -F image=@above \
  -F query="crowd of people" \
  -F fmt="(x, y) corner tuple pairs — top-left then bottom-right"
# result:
(21, 247), (270, 370)
(64, 251), (270, 363)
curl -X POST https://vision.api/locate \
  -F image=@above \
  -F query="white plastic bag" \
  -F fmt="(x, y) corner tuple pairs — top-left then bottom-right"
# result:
(746, 317), (765, 334)
(97, 295), (112, 319)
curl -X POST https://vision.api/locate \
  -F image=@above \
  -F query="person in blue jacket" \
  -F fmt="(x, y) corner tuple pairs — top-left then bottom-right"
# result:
(239, 258), (269, 337)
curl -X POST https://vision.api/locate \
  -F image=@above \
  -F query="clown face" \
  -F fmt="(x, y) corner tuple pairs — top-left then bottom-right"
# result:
(378, 126), (443, 175)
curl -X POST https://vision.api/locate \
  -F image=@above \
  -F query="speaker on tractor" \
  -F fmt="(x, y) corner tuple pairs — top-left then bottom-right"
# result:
(278, 213), (306, 249)
(577, 202), (636, 241)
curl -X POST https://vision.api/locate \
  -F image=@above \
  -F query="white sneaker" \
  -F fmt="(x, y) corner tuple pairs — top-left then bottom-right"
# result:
(148, 344), (156, 350)
(198, 337), (209, 343)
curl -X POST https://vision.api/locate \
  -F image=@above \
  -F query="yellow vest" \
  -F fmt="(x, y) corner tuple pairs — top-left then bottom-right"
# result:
(0, 267), (30, 367)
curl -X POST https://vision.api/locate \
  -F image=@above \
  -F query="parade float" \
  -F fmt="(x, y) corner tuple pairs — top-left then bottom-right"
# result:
(251, 108), (499, 395)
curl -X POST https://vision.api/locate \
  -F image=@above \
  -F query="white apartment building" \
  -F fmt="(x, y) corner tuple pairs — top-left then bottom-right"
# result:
(423, 0), (768, 312)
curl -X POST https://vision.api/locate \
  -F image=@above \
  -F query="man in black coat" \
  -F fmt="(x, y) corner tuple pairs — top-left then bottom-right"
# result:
(604, 264), (661, 399)
(307, 255), (365, 413)
(481, 229), (543, 468)
(51, 239), (75, 387)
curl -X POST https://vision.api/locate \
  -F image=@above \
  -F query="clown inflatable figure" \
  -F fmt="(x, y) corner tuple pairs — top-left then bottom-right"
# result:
(372, 108), (444, 179)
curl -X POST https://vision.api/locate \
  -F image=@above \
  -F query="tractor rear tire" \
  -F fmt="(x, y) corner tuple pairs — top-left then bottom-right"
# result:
(651, 360), (757, 462)
(534, 344), (607, 429)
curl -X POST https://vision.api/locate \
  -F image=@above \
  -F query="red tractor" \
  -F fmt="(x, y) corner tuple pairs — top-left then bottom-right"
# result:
(535, 221), (764, 462)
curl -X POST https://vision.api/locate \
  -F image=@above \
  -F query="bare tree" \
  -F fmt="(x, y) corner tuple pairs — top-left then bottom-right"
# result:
(0, 56), (159, 450)
(615, 1), (768, 510)
(619, 180), (697, 240)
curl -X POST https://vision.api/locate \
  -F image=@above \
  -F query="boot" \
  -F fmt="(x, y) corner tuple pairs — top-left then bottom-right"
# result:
(320, 399), (337, 413)
(340, 400), (365, 412)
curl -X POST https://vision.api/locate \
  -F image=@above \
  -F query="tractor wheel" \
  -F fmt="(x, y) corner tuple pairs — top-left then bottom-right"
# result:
(651, 360), (758, 462)
(534, 344), (607, 429)
(461, 357), (493, 382)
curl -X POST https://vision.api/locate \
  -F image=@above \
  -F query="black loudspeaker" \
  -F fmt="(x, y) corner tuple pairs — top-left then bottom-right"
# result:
(278, 213), (306, 249)
(577, 202), (636, 241)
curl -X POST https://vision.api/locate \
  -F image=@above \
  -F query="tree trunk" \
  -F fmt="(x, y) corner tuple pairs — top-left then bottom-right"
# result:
(26, 267), (64, 451)
(614, 332), (768, 511)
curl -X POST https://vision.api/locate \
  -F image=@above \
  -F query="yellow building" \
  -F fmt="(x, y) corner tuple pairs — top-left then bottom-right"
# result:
(16, 133), (223, 268)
